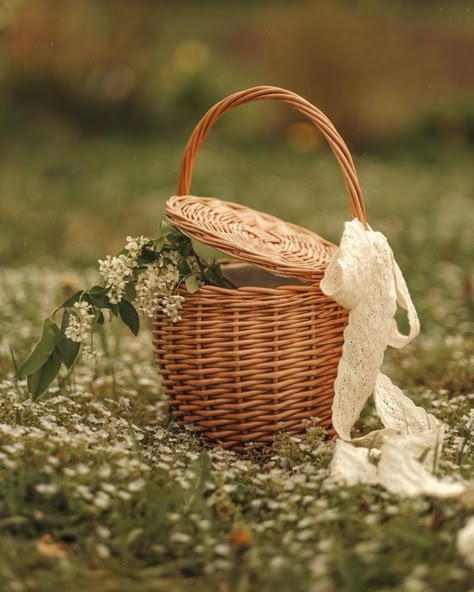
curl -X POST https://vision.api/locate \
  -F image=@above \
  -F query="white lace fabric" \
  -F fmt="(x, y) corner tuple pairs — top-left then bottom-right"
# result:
(321, 219), (470, 504)
(320, 219), (437, 441)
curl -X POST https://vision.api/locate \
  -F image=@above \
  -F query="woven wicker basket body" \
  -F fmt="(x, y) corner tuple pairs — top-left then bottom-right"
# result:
(152, 86), (367, 450)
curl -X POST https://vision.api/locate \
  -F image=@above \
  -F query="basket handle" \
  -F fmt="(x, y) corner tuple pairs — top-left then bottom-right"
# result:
(176, 85), (367, 225)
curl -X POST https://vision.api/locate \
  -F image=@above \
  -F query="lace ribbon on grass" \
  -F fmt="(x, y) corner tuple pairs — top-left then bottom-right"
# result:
(321, 220), (470, 505)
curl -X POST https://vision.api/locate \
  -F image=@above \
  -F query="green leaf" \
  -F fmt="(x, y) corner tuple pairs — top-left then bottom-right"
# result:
(89, 285), (109, 296)
(177, 258), (191, 276)
(88, 293), (109, 309)
(123, 281), (136, 302)
(61, 290), (85, 308)
(160, 221), (178, 236)
(191, 239), (228, 261)
(96, 311), (105, 326)
(185, 274), (201, 294)
(57, 311), (80, 369)
(203, 263), (228, 288)
(119, 299), (140, 336)
(152, 236), (165, 251)
(27, 352), (62, 400)
(17, 319), (60, 379)
(87, 285), (111, 309)
(137, 250), (158, 266)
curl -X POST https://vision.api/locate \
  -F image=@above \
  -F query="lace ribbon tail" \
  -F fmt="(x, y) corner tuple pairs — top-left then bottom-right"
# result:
(387, 254), (420, 349)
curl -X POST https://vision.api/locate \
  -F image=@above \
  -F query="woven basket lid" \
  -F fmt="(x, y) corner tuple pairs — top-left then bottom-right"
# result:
(165, 195), (337, 282)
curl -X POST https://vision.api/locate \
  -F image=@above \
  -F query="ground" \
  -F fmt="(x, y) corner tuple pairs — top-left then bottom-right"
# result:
(0, 127), (473, 591)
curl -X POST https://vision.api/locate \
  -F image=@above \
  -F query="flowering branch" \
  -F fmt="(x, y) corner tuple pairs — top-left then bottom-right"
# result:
(16, 223), (225, 399)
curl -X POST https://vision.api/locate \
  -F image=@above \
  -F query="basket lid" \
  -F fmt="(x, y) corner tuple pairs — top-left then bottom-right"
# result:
(165, 194), (337, 282)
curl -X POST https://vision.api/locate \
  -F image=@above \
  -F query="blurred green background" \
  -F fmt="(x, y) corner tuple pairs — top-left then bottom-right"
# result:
(0, 0), (472, 329)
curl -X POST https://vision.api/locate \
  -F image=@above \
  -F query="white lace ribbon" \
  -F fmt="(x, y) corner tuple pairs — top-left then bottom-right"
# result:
(320, 219), (436, 441)
(321, 220), (470, 503)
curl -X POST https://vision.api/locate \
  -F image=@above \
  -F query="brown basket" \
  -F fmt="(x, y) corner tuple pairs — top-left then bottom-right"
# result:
(152, 86), (367, 450)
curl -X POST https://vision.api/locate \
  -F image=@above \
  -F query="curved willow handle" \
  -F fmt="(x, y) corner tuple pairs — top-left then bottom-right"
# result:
(176, 85), (367, 225)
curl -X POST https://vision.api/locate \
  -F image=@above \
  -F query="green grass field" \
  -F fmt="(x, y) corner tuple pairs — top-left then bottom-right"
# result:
(0, 113), (473, 591)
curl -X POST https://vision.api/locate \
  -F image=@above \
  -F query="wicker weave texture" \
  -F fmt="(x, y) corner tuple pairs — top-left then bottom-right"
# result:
(152, 86), (367, 449)
(166, 196), (336, 281)
(152, 284), (348, 450)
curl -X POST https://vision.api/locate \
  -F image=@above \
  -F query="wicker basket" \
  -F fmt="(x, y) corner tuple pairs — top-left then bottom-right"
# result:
(152, 86), (367, 450)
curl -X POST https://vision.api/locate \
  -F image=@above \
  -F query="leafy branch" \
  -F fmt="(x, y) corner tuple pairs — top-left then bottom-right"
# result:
(17, 223), (230, 399)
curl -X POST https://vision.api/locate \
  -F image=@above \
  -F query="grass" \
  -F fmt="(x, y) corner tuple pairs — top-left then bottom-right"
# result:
(0, 109), (473, 591)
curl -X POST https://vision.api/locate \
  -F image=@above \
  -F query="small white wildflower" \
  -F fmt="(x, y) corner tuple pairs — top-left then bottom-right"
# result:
(2, 458), (17, 470)
(297, 529), (314, 542)
(402, 576), (426, 592)
(128, 478), (146, 493)
(96, 525), (111, 539)
(82, 345), (102, 363)
(101, 483), (117, 494)
(170, 532), (192, 544)
(214, 543), (231, 556)
(457, 516), (474, 567)
(317, 539), (333, 552)
(35, 483), (59, 496)
(270, 556), (287, 570)
(94, 491), (111, 510)
(3, 444), (20, 454)
(297, 517), (315, 529)
(76, 463), (90, 475)
(76, 484), (93, 501)
(96, 543), (111, 559)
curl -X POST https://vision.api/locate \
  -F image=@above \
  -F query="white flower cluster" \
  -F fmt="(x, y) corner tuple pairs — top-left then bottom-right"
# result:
(98, 236), (150, 304)
(82, 345), (103, 363)
(65, 233), (197, 347)
(98, 255), (132, 304)
(64, 301), (95, 343)
(134, 252), (185, 321)
(125, 235), (149, 259)
(161, 294), (185, 323)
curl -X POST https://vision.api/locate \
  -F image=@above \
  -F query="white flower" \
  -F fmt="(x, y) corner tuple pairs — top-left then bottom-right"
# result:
(98, 255), (133, 304)
(457, 516), (474, 566)
(170, 532), (192, 544)
(35, 483), (59, 496)
(82, 345), (102, 363)
(96, 543), (111, 559)
(96, 525), (111, 539)
(65, 301), (95, 343)
(161, 294), (185, 323)
(214, 543), (231, 556)
(94, 491), (111, 510)
(125, 235), (150, 259)
(128, 478), (146, 492)
(134, 256), (183, 320)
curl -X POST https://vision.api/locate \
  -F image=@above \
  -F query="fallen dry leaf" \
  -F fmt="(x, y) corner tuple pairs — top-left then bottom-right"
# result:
(36, 534), (68, 560)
